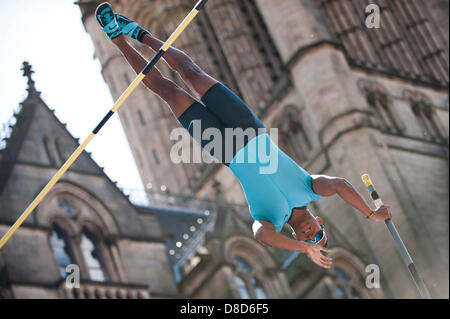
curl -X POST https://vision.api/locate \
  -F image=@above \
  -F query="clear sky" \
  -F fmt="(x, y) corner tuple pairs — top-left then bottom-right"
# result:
(0, 0), (144, 192)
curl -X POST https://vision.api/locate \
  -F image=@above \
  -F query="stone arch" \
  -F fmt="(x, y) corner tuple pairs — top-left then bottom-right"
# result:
(404, 89), (447, 142)
(36, 181), (119, 236)
(47, 212), (79, 238)
(358, 78), (405, 133)
(224, 235), (288, 299)
(224, 235), (277, 270)
(324, 247), (384, 299)
(37, 182), (123, 282)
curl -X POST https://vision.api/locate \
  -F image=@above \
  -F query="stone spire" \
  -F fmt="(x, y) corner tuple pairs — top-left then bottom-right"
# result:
(21, 61), (40, 97)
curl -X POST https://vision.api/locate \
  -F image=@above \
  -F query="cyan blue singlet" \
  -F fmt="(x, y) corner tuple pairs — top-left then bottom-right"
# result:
(178, 83), (323, 232)
(229, 133), (322, 232)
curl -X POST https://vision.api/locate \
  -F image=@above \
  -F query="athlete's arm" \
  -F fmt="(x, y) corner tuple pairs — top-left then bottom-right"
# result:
(311, 175), (392, 222)
(252, 220), (332, 269)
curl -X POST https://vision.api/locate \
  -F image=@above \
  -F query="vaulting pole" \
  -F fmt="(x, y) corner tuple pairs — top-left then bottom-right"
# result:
(0, 0), (209, 249)
(361, 174), (432, 299)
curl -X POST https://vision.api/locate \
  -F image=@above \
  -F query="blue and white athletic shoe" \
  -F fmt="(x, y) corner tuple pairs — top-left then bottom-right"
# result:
(95, 2), (121, 40)
(115, 14), (150, 43)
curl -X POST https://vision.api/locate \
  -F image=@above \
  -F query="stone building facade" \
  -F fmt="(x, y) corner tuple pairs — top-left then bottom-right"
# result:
(0, 63), (179, 299)
(77, 0), (449, 299)
(0, 62), (387, 300)
(3, 0), (444, 299)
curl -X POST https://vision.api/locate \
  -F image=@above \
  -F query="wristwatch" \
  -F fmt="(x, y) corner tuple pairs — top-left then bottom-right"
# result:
(367, 211), (376, 219)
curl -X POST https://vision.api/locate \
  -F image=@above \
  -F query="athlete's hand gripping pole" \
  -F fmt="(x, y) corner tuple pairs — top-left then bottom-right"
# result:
(361, 174), (432, 299)
(0, 0), (209, 249)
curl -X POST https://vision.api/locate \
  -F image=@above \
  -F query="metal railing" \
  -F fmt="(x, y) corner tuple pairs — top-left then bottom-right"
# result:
(60, 280), (150, 299)
(122, 187), (218, 212)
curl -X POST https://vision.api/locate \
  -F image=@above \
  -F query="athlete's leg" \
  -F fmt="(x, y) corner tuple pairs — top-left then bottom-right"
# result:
(141, 33), (218, 98)
(112, 35), (227, 162)
(114, 13), (217, 98)
(112, 34), (195, 118)
(140, 33), (264, 131)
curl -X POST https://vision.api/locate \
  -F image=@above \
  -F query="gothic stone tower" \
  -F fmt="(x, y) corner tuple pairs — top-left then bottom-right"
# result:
(78, 0), (449, 298)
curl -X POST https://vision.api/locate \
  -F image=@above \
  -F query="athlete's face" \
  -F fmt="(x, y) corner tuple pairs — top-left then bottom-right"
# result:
(296, 217), (328, 247)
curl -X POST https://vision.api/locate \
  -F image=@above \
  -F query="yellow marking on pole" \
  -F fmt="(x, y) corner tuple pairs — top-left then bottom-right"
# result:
(0, 133), (95, 248)
(362, 174), (372, 187)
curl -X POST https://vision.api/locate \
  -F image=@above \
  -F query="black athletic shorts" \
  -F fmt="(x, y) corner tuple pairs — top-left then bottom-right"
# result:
(178, 82), (266, 165)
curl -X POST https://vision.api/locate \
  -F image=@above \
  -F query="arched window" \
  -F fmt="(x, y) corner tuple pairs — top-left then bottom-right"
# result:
(359, 79), (403, 133)
(232, 256), (267, 299)
(404, 90), (447, 142)
(411, 100), (445, 142)
(234, 256), (252, 273)
(251, 277), (268, 299)
(328, 266), (365, 299)
(58, 197), (79, 219)
(38, 183), (121, 287)
(224, 236), (287, 298)
(80, 229), (107, 282)
(49, 225), (74, 278)
(234, 275), (251, 299)
(324, 248), (383, 299)
(366, 90), (402, 133)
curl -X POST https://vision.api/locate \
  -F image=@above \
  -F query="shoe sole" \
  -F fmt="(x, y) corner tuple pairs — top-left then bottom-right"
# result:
(95, 2), (115, 27)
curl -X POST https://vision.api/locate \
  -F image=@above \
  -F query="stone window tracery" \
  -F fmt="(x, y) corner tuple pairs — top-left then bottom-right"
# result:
(49, 225), (75, 278)
(324, 248), (384, 299)
(232, 256), (267, 299)
(358, 79), (404, 133)
(81, 229), (108, 282)
(39, 183), (120, 284)
(406, 90), (447, 142)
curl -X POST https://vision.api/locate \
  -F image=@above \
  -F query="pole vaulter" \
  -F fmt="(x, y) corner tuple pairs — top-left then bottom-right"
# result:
(0, 0), (209, 249)
(362, 174), (432, 299)
(2, 1), (432, 300)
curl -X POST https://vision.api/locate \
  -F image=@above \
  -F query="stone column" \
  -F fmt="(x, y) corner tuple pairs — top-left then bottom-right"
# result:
(255, 0), (335, 63)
